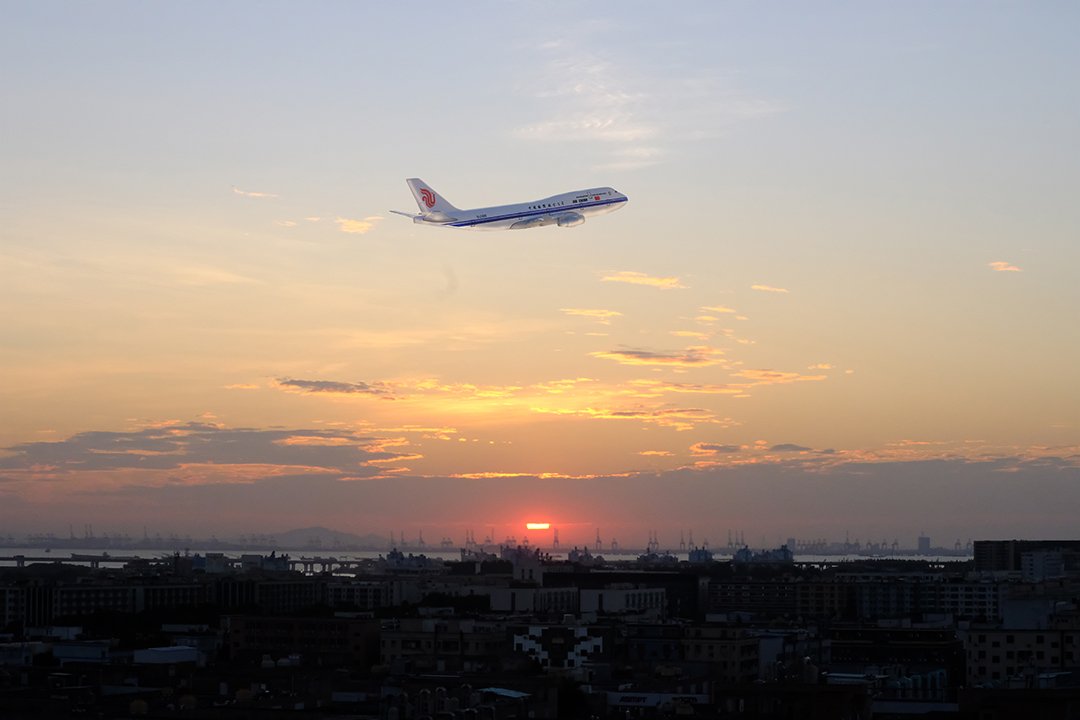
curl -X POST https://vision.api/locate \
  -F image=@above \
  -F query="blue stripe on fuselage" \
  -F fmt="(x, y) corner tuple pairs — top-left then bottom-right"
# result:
(446, 197), (626, 228)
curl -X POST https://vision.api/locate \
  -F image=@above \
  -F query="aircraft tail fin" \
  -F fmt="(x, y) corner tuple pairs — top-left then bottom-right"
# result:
(406, 178), (460, 216)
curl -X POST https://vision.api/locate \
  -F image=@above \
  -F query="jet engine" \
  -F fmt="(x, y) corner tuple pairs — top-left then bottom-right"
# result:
(556, 212), (585, 228)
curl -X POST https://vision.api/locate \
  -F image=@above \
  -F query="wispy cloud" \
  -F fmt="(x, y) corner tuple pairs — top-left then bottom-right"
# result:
(276, 378), (393, 397)
(732, 369), (827, 386)
(336, 216), (384, 235)
(532, 378), (597, 395)
(172, 266), (260, 286)
(602, 271), (685, 290)
(232, 186), (277, 199)
(629, 379), (742, 396)
(591, 346), (726, 368)
(808, 363), (834, 370)
(532, 405), (734, 432)
(449, 471), (617, 480)
(275, 435), (357, 447)
(691, 442), (742, 455)
(513, 40), (783, 171)
(513, 53), (657, 149)
(751, 284), (789, 294)
(598, 145), (665, 171)
(275, 220), (298, 228)
(6, 419), (1080, 539)
(515, 116), (656, 144)
(560, 308), (623, 324)
(271, 375), (606, 408)
(333, 318), (542, 350)
(701, 305), (737, 314)
(989, 261), (1022, 272)
(0, 422), (408, 488)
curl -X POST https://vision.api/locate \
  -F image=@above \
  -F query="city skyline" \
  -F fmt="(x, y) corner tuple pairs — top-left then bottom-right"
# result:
(2, 4), (1079, 542)
(0, 522), (972, 555)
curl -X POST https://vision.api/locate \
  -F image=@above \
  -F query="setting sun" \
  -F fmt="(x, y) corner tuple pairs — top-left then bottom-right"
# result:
(525, 522), (551, 530)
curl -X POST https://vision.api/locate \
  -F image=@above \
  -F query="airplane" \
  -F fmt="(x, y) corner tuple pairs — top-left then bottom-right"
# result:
(391, 178), (628, 230)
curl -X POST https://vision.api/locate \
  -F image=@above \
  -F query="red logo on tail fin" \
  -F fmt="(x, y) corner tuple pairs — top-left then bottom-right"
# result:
(420, 188), (436, 209)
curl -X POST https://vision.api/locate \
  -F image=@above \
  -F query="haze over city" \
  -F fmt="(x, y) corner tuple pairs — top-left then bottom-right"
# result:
(2, 3), (1079, 547)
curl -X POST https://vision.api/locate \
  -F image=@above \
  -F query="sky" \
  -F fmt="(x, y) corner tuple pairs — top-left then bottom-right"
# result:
(2, 2), (1079, 549)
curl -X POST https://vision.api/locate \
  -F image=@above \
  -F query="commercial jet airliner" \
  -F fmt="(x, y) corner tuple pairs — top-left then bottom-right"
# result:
(391, 178), (628, 230)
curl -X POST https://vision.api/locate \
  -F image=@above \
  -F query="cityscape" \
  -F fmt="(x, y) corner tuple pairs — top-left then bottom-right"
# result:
(2, 531), (1080, 718)
(5, 2), (1079, 718)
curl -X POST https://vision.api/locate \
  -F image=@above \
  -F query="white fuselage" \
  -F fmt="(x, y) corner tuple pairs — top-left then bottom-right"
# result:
(419, 187), (628, 230)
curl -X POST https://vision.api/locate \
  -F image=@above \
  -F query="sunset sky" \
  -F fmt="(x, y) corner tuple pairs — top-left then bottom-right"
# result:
(2, 3), (1079, 548)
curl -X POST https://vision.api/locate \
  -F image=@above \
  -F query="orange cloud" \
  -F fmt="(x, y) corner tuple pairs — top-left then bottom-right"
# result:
(629, 379), (743, 396)
(751, 284), (789, 293)
(336, 216), (384, 234)
(701, 305), (737, 314)
(690, 441), (742, 455)
(532, 378), (597, 394)
(532, 405), (735, 431)
(360, 437), (412, 454)
(733, 369), (827, 385)
(601, 271), (685, 289)
(449, 471), (615, 480)
(989, 261), (1022, 272)
(367, 453), (424, 464)
(366, 425), (459, 441)
(275, 435), (357, 447)
(410, 379), (523, 399)
(560, 308), (623, 324)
